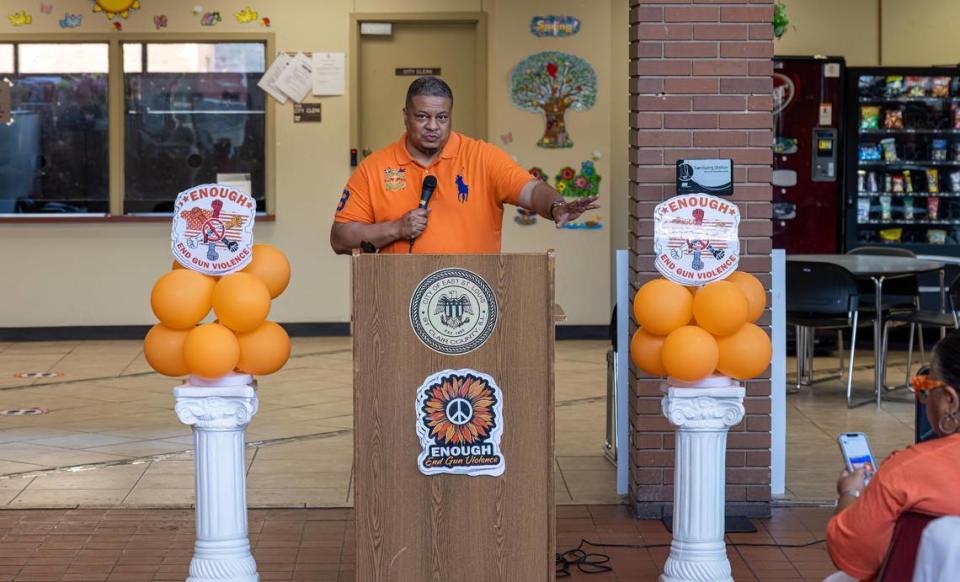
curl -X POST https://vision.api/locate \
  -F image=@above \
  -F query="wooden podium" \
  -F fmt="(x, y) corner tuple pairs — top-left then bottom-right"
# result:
(352, 253), (556, 582)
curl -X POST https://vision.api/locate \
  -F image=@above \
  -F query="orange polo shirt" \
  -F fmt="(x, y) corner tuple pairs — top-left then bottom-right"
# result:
(826, 433), (960, 581)
(334, 132), (535, 254)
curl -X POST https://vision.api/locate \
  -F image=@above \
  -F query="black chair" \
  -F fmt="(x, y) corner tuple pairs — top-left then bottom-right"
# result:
(882, 275), (960, 392)
(787, 261), (873, 408)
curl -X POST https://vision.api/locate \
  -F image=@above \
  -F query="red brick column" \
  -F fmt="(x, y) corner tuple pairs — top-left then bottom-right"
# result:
(628, 0), (774, 518)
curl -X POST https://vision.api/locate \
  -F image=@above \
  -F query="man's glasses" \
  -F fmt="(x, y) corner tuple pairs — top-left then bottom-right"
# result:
(911, 373), (948, 404)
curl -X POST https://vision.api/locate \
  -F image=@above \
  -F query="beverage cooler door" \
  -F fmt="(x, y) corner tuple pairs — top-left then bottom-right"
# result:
(773, 57), (844, 253)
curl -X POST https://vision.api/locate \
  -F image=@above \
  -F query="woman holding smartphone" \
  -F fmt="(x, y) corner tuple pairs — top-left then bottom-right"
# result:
(825, 333), (960, 581)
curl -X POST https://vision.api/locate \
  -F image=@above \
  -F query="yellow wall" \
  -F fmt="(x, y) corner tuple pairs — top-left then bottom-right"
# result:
(882, 0), (960, 66)
(775, 0), (960, 66)
(0, 0), (625, 327)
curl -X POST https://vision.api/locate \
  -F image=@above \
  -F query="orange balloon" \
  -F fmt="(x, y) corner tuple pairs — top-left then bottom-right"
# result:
(242, 244), (291, 299)
(151, 270), (216, 330)
(661, 326), (719, 383)
(693, 281), (749, 337)
(172, 260), (218, 280)
(183, 323), (240, 379)
(143, 323), (190, 377)
(632, 279), (694, 336)
(717, 323), (772, 380)
(236, 321), (291, 375)
(630, 328), (666, 377)
(212, 273), (271, 332)
(726, 272), (766, 322)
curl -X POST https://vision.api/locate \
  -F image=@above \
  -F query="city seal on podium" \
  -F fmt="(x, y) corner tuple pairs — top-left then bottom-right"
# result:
(410, 268), (498, 355)
(171, 183), (257, 276)
(654, 194), (740, 286)
(416, 369), (504, 477)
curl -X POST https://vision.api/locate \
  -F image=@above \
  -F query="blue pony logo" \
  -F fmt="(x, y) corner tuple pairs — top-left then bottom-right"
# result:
(456, 175), (469, 203)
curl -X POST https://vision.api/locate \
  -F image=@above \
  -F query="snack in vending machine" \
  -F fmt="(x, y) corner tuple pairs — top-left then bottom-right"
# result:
(885, 174), (894, 193)
(928, 196), (940, 220)
(892, 175), (905, 193)
(857, 170), (866, 193)
(884, 108), (904, 129)
(886, 76), (904, 97)
(932, 76), (951, 98)
(860, 143), (882, 161)
(950, 171), (960, 193)
(861, 106), (881, 129)
(932, 139), (949, 161)
(880, 228), (903, 243)
(881, 138), (898, 162)
(858, 199), (872, 223)
(927, 169), (940, 193)
(903, 196), (915, 220)
(953, 103), (960, 129)
(952, 142), (960, 162)
(903, 170), (914, 193)
(867, 171), (879, 193)
(880, 195), (893, 221)
(904, 76), (930, 97)
(928, 229), (948, 244)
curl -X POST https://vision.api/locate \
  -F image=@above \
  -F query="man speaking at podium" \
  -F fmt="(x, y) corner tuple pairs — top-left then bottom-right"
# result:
(330, 76), (598, 254)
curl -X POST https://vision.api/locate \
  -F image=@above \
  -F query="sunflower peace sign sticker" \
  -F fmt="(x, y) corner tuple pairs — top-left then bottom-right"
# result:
(416, 369), (504, 477)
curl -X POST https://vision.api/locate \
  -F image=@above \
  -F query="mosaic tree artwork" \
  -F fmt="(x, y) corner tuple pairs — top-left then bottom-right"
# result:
(510, 51), (597, 149)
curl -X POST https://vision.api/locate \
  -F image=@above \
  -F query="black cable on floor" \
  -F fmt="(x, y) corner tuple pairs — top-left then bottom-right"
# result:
(556, 538), (827, 576)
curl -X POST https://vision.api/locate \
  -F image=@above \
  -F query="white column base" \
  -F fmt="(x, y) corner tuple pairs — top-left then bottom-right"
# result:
(175, 373), (260, 582)
(659, 378), (746, 582)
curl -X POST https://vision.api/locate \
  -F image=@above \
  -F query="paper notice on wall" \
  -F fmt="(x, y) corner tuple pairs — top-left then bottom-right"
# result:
(275, 52), (313, 103)
(217, 173), (252, 197)
(312, 52), (345, 96)
(257, 52), (292, 104)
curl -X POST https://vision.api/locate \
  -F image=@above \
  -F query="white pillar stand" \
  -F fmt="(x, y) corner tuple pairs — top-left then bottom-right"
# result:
(660, 376), (746, 582)
(174, 373), (260, 582)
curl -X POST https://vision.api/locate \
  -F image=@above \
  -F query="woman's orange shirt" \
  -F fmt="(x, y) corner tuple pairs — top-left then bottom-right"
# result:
(826, 433), (960, 581)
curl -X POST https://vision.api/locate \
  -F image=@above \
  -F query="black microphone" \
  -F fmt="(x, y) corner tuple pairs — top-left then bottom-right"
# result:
(409, 175), (437, 253)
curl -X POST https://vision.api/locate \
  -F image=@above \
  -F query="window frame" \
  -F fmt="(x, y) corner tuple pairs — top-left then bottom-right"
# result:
(0, 32), (276, 223)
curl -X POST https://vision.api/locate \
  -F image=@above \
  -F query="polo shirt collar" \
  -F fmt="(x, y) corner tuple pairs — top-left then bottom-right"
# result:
(395, 132), (462, 166)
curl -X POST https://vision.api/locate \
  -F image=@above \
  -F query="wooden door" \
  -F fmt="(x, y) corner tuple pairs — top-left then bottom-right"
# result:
(358, 21), (480, 158)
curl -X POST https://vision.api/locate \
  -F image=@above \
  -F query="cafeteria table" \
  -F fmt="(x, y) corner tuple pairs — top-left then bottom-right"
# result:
(787, 254), (945, 406)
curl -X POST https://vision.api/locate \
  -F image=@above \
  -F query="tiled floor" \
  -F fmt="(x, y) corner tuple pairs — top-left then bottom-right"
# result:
(0, 505), (836, 581)
(0, 338), (618, 507)
(0, 338), (922, 507)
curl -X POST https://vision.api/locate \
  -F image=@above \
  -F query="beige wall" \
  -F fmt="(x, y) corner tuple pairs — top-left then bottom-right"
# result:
(775, 0), (960, 66)
(0, 0), (627, 328)
(493, 0), (614, 325)
(774, 0), (879, 65)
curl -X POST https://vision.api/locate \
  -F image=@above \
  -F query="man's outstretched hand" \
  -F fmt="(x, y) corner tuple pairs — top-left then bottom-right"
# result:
(553, 196), (600, 227)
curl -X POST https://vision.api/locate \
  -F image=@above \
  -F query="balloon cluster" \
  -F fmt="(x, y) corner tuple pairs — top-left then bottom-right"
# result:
(144, 244), (292, 379)
(630, 272), (771, 383)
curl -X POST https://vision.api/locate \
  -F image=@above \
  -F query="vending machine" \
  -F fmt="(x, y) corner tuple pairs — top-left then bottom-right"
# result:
(845, 66), (960, 255)
(772, 56), (846, 253)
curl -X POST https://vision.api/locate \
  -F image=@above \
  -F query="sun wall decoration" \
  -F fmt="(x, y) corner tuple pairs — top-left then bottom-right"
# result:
(92, 0), (140, 20)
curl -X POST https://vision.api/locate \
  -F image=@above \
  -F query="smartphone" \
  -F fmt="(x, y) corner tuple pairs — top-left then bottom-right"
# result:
(838, 432), (877, 484)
